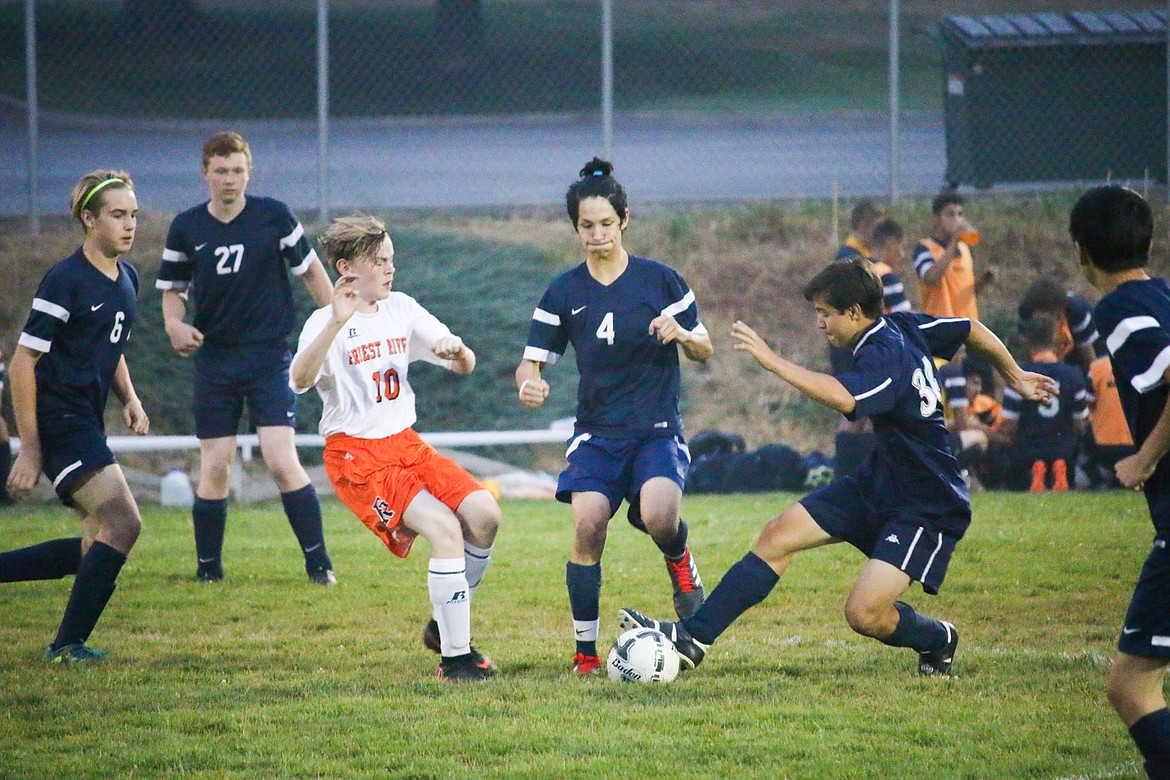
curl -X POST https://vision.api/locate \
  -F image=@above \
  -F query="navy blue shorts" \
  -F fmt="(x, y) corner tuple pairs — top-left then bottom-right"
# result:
(40, 419), (116, 505)
(556, 433), (690, 517)
(194, 342), (296, 439)
(800, 477), (959, 595)
(1118, 538), (1170, 659)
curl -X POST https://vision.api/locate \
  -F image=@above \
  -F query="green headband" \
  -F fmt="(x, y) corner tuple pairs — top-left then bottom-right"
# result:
(79, 177), (125, 213)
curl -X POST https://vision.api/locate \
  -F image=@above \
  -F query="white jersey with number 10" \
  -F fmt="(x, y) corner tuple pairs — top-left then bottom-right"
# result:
(292, 292), (454, 439)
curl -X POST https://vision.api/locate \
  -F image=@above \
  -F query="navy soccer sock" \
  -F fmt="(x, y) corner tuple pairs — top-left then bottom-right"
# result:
(656, 518), (689, 561)
(881, 601), (949, 652)
(684, 551), (778, 646)
(566, 561), (602, 657)
(281, 484), (331, 571)
(51, 541), (126, 650)
(192, 496), (228, 572)
(1130, 707), (1170, 779)
(0, 537), (83, 583)
(0, 437), (11, 502)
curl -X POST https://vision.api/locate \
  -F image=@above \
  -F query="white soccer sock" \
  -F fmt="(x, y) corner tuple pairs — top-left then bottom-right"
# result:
(464, 541), (493, 598)
(428, 557), (471, 657)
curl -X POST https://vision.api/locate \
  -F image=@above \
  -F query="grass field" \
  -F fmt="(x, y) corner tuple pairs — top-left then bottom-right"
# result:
(0, 490), (1153, 778)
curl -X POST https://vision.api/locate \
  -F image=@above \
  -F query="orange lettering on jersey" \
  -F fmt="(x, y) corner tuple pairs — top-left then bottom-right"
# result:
(385, 337), (408, 355)
(347, 341), (386, 365)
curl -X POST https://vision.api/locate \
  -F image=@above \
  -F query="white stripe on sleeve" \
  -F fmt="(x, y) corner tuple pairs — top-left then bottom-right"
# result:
(661, 289), (696, 319)
(532, 308), (561, 326)
(31, 297), (69, 322)
(1107, 316), (1160, 355)
(18, 332), (51, 353)
(853, 377), (893, 401)
(161, 248), (189, 263)
(279, 222), (305, 249)
(1132, 344), (1170, 393)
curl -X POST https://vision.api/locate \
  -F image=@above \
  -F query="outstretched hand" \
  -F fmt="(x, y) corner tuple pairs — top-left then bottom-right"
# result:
(1009, 370), (1057, 404)
(331, 274), (361, 324)
(731, 320), (781, 371)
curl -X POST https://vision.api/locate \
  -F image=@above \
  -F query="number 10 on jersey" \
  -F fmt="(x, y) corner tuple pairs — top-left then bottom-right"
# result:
(371, 368), (401, 402)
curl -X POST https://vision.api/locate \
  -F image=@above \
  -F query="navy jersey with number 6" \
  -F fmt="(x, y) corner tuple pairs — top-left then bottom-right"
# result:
(836, 312), (972, 536)
(156, 196), (317, 347)
(524, 255), (705, 438)
(17, 248), (139, 425)
(1095, 277), (1170, 534)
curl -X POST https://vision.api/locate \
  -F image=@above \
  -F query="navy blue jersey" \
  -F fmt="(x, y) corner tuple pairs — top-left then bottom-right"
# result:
(837, 312), (972, 536)
(157, 196), (317, 347)
(1095, 278), (1170, 532)
(1001, 359), (1088, 461)
(17, 248), (139, 425)
(524, 255), (704, 438)
(879, 271), (912, 313)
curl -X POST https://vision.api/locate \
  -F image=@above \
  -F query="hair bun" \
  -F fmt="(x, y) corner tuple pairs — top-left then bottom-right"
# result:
(579, 157), (613, 179)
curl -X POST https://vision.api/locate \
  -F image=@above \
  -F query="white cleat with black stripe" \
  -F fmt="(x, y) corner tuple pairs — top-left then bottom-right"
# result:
(618, 607), (708, 670)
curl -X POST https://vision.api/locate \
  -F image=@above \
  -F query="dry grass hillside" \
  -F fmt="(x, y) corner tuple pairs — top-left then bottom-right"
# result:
(1, 189), (1167, 461)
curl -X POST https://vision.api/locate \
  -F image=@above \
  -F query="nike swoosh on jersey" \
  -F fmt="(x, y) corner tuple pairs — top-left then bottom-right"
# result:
(195, 243), (208, 251)
(90, 303), (104, 311)
(1123, 627), (1142, 635)
(571, 306), (587, 315)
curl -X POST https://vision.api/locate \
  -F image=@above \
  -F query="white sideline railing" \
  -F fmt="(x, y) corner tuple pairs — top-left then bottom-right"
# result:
(9, 427), (572, 461)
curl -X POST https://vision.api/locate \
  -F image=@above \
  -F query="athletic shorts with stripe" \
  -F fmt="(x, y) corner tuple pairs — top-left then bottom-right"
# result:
(555, 433), (690, 516)
(1118, 538), (1170, 659)
(323, 428), (484, 558)
(800, 476), (959, 595)
(40, 418), (117, 506)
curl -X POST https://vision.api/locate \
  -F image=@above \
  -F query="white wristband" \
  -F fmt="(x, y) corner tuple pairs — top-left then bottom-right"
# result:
(518, 379), (532, 401)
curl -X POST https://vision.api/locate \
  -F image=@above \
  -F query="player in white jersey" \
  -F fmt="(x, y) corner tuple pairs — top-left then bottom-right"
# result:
(290, 214), (501, 682)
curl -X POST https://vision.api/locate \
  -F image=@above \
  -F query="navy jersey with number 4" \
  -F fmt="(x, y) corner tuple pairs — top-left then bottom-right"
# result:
(836, 312), (972, 536)
(18, 248), (139, 425)
(1095, 277), (1170, 533)
(156, 196), (317, 347)
(524, 255), (705, 438)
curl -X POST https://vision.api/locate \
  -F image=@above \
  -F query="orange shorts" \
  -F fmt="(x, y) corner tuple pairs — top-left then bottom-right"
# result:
(323, 428), (484, 558)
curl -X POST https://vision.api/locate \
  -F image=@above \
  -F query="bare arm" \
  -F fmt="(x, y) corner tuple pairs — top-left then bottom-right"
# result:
(1116, 365), (1170, 489)
(6, 345), (42, 496)
(648, 316), (714, 362)
(433, 336), (475, 375)
(515, 358), (550, 408)
(290, 275), (359, 391)
(161, 289), (203, 357)
(299, 258), (335, 308)
(965, 320), (1056, 403)
(111, 355), (149, 435)
(920, 241), (959, 287)
(731, 321), (856, 415)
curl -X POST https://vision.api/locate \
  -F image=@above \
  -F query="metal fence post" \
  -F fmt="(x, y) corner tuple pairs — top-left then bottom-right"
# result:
(317, 0), (329, 224)
(601, 0), (613, 160)
(25, 0), (39, 235)
(888, 0), (900, 202)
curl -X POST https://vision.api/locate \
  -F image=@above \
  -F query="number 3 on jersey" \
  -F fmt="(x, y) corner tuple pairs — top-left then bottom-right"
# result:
(596, 312), (615, 345)
(911, 356), (943, 417)
(371, 368), (400, 402)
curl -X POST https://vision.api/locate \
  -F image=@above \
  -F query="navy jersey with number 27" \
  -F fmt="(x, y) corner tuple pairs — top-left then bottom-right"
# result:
(524, 255), (705, 439)
(835, 312), (972, 537)
(18, 248), (139, 425)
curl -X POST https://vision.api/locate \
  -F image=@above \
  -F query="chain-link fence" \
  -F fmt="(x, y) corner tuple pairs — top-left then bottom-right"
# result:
(1, 0), (1167, 226)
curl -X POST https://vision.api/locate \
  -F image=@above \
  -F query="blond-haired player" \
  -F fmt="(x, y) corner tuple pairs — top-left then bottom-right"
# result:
(291, 214), (500, 682)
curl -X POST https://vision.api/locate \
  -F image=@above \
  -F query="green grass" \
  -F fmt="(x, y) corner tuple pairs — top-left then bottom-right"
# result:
(0, 490), (1151, 778)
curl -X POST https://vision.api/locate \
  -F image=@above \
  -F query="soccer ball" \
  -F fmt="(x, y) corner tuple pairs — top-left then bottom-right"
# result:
(607, 627), (681, 683)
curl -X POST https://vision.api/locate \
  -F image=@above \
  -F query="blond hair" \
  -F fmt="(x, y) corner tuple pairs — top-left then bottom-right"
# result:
(319, 213), (389, 271)
(68, 169), (134, 226)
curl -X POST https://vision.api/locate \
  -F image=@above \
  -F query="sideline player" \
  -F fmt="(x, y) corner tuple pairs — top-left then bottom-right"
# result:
(0, 171), (149, 662)
(516, 158), (713, 675)
(913, 190), (996, 321)
(1070, 185), (1170, 778)
(619, 260), (1054, 675)
(158, 131), (337, 585)
(291, 214), (500, 682)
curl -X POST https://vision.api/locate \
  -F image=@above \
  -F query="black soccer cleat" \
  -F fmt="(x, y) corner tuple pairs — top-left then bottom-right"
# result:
(422, 618), (497, 675)
(665, 547), (706, 619)
(917, 621), (958, 677)
(617, 607), (707, 670)
(307, 566), (337, 586)
(437, 653), (495, 682)
(195, 565), (224, 583)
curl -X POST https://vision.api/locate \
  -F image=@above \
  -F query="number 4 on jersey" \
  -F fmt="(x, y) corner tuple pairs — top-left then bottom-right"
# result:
(596, 312), (615, 345)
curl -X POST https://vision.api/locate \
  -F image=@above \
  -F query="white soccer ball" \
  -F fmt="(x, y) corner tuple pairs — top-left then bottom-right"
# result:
(607, 627), (681, 683)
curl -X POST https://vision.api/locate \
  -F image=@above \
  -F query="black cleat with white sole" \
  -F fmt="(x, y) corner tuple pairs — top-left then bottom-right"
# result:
(917, 621), (958, 676)
(618, 607), (707, 670)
